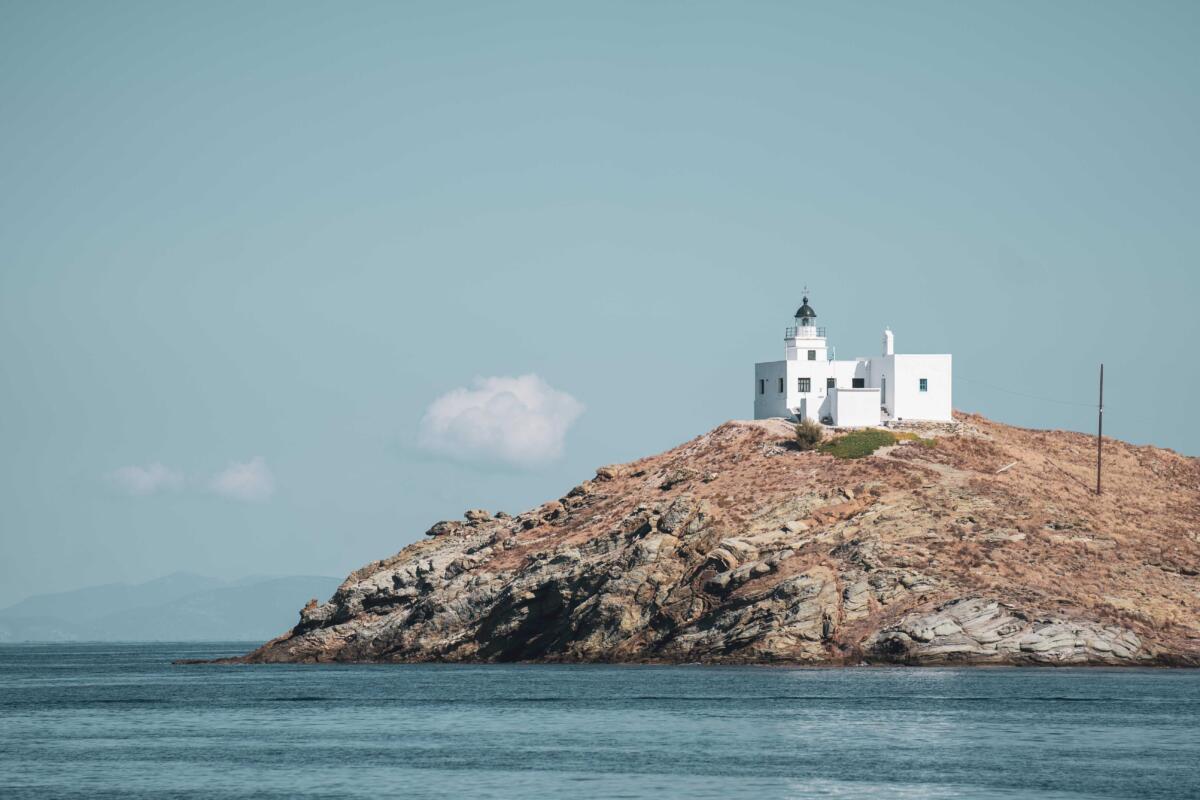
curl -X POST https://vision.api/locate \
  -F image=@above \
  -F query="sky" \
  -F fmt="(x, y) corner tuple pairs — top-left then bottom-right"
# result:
(2, 1), (1197, 607)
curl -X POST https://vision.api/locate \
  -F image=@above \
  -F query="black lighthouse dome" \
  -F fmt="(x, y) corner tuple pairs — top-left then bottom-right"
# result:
(795, 296), (816, 321)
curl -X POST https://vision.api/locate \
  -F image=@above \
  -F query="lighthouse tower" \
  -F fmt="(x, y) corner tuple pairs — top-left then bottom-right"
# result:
(754, 293), (837, 422)
(784, 296), (828, 362)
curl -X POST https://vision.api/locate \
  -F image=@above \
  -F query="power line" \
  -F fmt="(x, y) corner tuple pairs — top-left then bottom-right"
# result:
(952, 375), (1098, 408)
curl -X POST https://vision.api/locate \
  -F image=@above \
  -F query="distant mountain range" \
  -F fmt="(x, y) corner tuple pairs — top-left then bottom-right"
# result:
(0, 572), (341, 642)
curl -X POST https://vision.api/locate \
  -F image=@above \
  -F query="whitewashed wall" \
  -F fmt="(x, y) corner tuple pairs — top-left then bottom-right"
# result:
(754, 361), (790, 419)
(831, 387), (882, 427)
(890, 354), (952, 421)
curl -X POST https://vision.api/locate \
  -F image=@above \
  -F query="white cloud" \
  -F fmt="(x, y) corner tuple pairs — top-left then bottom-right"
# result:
(210, 457), (275, 501)
(418, 374), (584, 468)
(108, 463), (184, 496)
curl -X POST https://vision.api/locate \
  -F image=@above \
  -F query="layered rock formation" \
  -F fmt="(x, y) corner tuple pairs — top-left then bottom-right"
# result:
(239, 414), (1200, 666)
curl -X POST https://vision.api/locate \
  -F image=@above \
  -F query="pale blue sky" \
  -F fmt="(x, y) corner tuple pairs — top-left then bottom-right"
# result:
(2, 1), (1197, 606)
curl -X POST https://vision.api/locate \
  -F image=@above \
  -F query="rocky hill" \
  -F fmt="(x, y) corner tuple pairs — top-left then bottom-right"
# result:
(237, 414), (1200, 666)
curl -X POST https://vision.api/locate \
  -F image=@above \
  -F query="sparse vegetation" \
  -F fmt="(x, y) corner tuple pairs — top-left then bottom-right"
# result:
(793, 419), (824, 451)
(819, 429), (938, 459)
(819, 428), (899, 459)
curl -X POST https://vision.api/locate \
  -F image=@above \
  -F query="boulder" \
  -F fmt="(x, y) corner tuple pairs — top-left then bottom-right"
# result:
(425, 520), (465, 537)
(595, 465), (623, 481)
(659, 467), (698, 490)
(658, 495), (697, 534)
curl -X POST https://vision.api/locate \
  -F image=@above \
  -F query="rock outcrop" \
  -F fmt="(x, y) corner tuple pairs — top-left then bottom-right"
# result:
(236, 414), (1200, 666)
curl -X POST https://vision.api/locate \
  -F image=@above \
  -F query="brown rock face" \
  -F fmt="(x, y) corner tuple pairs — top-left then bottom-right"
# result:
(239, 414), (1200, 666)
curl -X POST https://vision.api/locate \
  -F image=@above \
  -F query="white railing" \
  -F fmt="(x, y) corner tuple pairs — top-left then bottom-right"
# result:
(785, 326), (826, 339)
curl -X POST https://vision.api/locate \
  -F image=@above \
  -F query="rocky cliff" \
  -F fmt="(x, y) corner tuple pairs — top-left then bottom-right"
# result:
(239, 414), (1200, 666)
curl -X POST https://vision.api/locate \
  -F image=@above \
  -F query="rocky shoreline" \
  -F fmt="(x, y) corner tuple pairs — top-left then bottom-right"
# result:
(219, 414), (1200, 667)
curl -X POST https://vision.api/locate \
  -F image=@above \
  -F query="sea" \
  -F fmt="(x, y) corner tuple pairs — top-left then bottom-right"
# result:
(0, 643), (1197, 799)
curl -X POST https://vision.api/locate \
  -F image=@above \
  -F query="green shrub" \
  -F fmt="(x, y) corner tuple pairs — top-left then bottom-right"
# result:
(794, 418), (824, 451)
(819, 428), (898, 459)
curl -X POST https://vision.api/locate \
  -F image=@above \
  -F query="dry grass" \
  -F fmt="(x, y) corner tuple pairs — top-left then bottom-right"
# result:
(472, 413), (1198, 656)
(793, 419), (824, 451)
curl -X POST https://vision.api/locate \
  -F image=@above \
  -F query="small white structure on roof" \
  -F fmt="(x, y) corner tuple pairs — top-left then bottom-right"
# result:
(753, 294), (952, 427)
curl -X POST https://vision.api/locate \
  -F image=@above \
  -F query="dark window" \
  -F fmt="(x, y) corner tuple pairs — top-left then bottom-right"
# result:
(798, 377), (811, 393)
(759, 379), (765, 395)
(827, 377), (835, 389)
(778, 377), (784, 393)
(919, 378), (928, 392)
(807, 350), (816, 361)
(852, 378), (865, 388)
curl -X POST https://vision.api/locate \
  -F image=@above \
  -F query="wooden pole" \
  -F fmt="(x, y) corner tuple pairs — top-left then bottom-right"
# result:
(1096, 363), (1104, 495)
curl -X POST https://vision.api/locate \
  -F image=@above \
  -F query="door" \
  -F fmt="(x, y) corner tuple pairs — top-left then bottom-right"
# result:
(880, 377), (887, 413)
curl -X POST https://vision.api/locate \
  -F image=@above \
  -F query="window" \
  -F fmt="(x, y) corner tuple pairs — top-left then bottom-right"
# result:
(852, 378), (865, 389)
(759, 379), (765, 395)
(798, 377), (811, 393)
(827, 377), (835, 389)
(778, 377), (784, 393)
(807, 350), (816, 361)
(919, 378), (928, 392)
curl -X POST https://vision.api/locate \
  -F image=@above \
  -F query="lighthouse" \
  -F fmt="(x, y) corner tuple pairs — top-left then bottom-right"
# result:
(753, 293), (952, 426)
(784, 297), (829, 363)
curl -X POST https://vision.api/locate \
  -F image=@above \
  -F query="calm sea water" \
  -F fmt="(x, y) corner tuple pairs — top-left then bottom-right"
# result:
(0, 643), (1197, 799)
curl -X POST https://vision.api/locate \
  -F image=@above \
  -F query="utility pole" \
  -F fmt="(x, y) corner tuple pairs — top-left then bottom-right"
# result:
(1096, 363), (1104, 495)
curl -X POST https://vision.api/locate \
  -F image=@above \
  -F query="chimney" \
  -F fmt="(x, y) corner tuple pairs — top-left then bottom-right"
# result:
(883, 328), (894, 356)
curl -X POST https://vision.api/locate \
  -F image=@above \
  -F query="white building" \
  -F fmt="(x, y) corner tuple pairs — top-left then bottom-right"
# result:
(753, 295), (952, 427)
